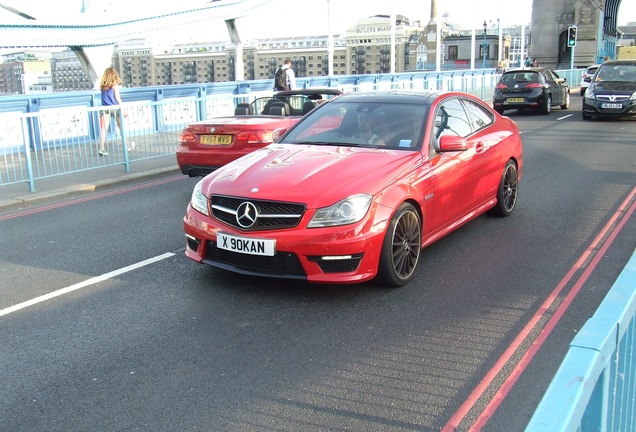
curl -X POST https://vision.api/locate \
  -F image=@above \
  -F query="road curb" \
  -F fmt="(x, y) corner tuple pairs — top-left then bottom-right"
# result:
(0, 166), (181, 211)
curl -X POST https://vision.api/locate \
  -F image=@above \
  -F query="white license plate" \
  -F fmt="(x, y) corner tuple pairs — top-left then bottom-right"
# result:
(601, 103), (622, 109)
(217, 232), (275, 256)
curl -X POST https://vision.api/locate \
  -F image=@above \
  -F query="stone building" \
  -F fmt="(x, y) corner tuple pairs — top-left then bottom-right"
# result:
(530, 0), (624, 68)
(0, 50), (52, 95)
(343, 14), (423, 74)
(51, 49), (94, 92)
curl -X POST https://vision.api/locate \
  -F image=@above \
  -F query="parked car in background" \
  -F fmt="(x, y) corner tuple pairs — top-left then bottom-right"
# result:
(176, 88), (343, 177)
(579, 64), (601, 96)
(184, 90), (523, 287)
(493, 67), (570, 115)
(582, 60), (636, 120)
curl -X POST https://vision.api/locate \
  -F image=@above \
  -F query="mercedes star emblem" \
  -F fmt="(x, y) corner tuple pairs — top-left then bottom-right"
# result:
(236, 202), (258, 228)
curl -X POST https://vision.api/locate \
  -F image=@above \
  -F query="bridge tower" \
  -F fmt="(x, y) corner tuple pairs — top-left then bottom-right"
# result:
(530, 0), (622, 68)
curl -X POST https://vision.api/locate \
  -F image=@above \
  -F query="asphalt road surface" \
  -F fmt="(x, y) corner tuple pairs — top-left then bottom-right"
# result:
(1, 96), (635, 431)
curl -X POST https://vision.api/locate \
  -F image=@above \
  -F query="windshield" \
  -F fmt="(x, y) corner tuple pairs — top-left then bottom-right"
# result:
(595, 64), (636, 83)
(281, 101), (429, 149)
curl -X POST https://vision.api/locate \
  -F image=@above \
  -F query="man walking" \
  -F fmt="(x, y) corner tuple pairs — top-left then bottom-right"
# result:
(274, 58), (296, 91)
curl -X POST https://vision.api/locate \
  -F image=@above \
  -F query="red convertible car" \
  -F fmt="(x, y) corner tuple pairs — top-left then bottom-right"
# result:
(183, 90), (523, 287)
(176, 88), (343, 177)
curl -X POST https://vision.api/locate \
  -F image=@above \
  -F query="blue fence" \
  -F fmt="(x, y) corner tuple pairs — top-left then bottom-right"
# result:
(0, 68), (586, 192)
(0, 69), (509, 192)
(526, 249), (636, 431)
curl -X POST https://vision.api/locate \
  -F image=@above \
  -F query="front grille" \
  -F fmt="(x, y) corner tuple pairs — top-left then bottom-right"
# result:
(210, 195), (306, 231)
(204, 241), (306, 278)
(597, 95), (630, 102)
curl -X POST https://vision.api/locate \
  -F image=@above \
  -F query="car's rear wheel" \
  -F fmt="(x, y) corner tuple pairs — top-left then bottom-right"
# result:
(377, 203), (421, 287)
(561, 92), (570, 110)
(488, 160), (518, 217)
(542, 94), (552, 114)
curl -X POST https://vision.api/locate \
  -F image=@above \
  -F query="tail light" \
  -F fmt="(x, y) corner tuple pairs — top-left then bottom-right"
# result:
(525, 83), (543, 88)
(235, 128), (287, 145)
(496, 83), (508, 89)
(179, 129), (197, 145)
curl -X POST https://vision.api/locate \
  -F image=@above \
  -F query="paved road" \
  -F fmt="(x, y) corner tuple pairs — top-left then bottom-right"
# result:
(1, 96), (635, 431)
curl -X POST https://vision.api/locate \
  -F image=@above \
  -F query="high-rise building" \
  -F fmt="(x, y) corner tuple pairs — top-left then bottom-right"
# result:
(0, 50), (52, 95)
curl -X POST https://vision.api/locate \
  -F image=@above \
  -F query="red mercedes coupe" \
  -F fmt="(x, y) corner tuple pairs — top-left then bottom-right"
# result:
(176, 88), (342, 177)
(183, 90), (523, 287)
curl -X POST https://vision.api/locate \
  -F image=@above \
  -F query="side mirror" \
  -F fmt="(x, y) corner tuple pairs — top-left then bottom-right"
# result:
(583, 76), (592, 83)
(438, 135), (468, 152)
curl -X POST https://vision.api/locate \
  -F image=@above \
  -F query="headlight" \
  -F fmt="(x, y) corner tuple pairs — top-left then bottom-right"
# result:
(630, 91), (636, 101)
(190, 180), (209, 216)
(584, 88), (595, 99)
(308, 194), (372, 228)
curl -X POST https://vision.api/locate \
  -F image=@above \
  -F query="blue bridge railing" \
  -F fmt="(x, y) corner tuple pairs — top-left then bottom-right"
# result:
(0, 69), (509, 192)
(526, 249), (636, 431)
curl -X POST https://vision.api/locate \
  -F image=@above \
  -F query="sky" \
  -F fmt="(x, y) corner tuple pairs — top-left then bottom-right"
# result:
(0, 0), (635, 44)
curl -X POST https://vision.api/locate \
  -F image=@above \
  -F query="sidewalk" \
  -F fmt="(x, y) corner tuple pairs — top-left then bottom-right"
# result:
(0, 155), (181, 211)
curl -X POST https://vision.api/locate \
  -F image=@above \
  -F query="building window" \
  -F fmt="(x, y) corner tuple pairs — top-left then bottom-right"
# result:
(448, 46), (458, 60)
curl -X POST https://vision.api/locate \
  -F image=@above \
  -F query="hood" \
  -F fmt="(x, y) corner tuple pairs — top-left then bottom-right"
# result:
(590, 81), (636, 94)
(200, 144), (423, 208)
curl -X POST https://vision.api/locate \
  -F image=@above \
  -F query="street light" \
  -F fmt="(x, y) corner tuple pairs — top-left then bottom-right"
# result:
(482, 20), (487, 68)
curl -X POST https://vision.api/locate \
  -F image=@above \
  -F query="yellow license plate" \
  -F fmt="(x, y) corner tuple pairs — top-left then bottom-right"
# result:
(200, 134), (232, 145)
(505, 98), (525, 103)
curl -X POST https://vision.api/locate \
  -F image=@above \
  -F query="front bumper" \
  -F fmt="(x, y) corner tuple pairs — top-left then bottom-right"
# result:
(183, 204), (391, 284)
(582, 98), (636, 117)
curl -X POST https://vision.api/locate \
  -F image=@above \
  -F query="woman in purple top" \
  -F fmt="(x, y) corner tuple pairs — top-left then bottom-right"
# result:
(99, 67), (134, 156)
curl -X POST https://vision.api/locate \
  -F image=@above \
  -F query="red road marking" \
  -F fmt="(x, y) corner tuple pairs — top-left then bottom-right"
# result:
(443, 186), (636, 431)
(0, 175), (185, 221)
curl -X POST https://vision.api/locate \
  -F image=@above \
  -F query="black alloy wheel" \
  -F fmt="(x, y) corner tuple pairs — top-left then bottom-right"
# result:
(489, 160), (518, 217)
(377, 203), (421, 287)
(542, 94), (552, 114)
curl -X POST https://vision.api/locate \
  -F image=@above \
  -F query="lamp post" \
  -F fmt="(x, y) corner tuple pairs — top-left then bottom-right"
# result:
(482, 20), (487, 68)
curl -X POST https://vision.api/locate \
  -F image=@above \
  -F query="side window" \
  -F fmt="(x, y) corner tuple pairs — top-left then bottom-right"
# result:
(542, 70), (555, 82)
(462, 99), (494, 132)
(434, 98), (472, 139)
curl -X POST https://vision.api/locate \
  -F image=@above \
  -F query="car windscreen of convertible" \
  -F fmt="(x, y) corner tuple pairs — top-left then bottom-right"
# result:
(282, 101), (429, 149)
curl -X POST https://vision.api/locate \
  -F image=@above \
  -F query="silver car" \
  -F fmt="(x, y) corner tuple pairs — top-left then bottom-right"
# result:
(580, 64), (601, 96)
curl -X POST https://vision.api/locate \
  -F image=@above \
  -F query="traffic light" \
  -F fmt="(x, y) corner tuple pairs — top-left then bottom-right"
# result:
(567, 26), (577, 47)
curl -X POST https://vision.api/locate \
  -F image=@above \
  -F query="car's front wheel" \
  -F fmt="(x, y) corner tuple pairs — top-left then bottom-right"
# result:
(377, 203), (421, 287)
(488, 160), (518, 217)
(582, 110), (592, 120)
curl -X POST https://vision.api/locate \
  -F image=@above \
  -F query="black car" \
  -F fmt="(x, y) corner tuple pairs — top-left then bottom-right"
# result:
(493, 67), (570, 115)
(582, 60), (636, 120)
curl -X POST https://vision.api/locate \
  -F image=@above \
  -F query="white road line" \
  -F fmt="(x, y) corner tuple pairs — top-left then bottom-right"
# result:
(0, 252), (175, 318)
(557, 114), (573, 120)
